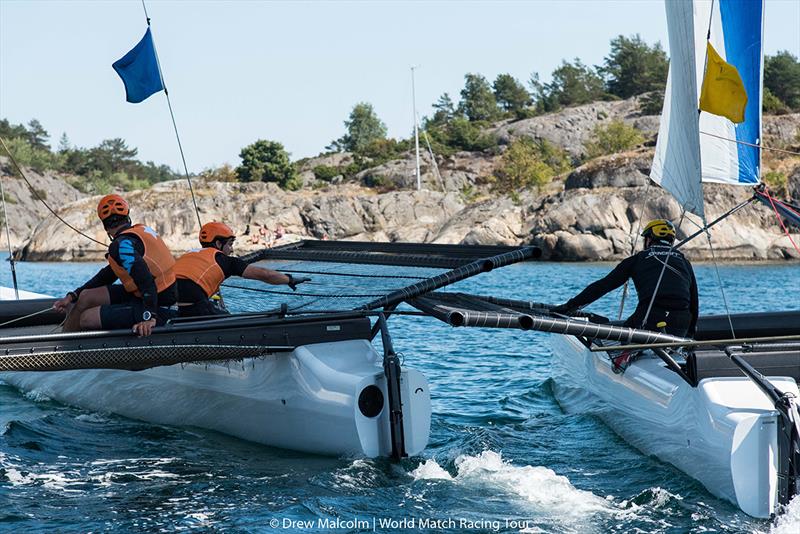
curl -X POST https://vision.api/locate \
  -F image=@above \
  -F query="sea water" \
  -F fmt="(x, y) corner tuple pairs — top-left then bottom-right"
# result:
(0, 259), (798, 532)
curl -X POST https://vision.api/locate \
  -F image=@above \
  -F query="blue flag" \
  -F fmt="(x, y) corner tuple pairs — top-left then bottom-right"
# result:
(112, 28), (164, 104)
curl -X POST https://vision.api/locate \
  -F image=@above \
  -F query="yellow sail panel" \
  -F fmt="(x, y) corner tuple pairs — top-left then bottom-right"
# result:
(699, 42), (747, 123)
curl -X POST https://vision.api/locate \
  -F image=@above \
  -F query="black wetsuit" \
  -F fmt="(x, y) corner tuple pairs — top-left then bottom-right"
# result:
(176, 254), (248, 317)
(563, 242), (698, 337)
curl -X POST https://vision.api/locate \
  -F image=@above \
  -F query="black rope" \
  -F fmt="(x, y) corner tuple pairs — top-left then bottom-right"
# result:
(221, 282), (386, 298)
(274, 268), (428, 280)
(0, 137), (106, 247)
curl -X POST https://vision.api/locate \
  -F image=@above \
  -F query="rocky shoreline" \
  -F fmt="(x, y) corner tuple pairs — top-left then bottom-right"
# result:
(2, 97), (798, 263)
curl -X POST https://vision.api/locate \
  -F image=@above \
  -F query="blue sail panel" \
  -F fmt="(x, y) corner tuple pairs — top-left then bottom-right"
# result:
(718, 0), (762, 184)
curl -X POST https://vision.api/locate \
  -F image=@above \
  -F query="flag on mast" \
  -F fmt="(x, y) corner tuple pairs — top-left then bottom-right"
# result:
(699, 42), (748, 124)
(112, 28), (164, 104)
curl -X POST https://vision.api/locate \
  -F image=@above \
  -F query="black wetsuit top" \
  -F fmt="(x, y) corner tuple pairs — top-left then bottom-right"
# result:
(73, 226), (177, 315)
(564, 242), (699, 335)
(176, 253), (249, 304)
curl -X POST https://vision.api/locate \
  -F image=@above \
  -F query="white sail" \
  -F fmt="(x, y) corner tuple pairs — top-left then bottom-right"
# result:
(651, 0), (764, 219)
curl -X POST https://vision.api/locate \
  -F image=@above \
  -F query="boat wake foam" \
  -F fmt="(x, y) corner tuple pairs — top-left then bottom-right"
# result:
(768, 496), (800, 534)
(410, 450), (611, 517)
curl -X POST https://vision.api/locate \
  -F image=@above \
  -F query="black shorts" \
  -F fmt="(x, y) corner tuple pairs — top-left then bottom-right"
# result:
(99, 285), (175, 330)
(177, 298), (230, 318)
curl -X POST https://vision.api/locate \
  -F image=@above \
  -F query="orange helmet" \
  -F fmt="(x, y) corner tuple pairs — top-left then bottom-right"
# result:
(199, 222), (235, 245)
(97, 194), (130, 221)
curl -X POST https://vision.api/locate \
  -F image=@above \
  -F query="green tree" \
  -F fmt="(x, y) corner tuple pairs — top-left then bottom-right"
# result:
(583, 120), (644, 158)
(531, 60), (606, 112)
(86, 138), (138, 175)
(26, 119), (50, 151)
(426, 93), (457, 128)
(330, 102), (388, 153)
(236, 139), (298, 189)
(638, 90), (664, 115)
(0, 119), (28, 141)
(493, 74), (531, 113)
(57, 133), (71, 153)
(764, 51), (800, 111)
(459, 73), (501, 122)
(493, 138), (565, 192)
(601, 34), (668, 98)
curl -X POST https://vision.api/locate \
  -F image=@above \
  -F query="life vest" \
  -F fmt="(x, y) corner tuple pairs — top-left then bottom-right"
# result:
(107, 225), (176, 296)
(173, 247), (226, 298)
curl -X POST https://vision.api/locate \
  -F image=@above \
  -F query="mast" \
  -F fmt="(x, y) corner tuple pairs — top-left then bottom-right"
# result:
(411, 66), (421, 191)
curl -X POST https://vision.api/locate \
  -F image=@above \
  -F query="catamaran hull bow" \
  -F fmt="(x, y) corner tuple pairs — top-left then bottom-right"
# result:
(551, 334), (797, 518)
(1, 339), (432, 458)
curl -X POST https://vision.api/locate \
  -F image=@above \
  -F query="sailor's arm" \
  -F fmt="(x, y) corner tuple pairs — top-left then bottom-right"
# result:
(53, 266), (118, 312)
(687, 263), (699, 336)
(113, 236), (159, 318)
(222, 255), (310, 290)
(561, 255), (637, 311)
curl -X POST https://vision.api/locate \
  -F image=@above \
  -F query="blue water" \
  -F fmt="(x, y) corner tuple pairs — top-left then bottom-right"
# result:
(1, 259), (799, 532)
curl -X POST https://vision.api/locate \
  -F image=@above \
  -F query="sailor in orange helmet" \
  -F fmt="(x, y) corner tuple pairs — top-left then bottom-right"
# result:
(52, 194), (177, 336)
(173, 221), (309, 317)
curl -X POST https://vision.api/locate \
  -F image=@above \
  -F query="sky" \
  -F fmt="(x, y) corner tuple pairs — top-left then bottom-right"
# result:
(1, 0), (798, 174)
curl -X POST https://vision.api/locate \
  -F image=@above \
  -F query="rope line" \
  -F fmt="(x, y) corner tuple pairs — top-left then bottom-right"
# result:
(141, 0), (202, 230)
(0, 137), (107, 247)
(705, 228), (736, 338)
(700, 130), (800, 157)
(618, 177), (654, 319)
(763, 188), (800, 255)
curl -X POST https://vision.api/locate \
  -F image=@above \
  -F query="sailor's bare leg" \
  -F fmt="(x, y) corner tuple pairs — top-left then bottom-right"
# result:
(63, 287), (109, 331)
(78, 306), (103, 331)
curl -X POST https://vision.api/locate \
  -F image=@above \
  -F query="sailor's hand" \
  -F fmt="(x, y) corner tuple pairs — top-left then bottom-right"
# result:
(53, 292), (77, 313)
(132, 318), (157, 337)
(286, 274), (311, 291)
(551, 303), (577, 316)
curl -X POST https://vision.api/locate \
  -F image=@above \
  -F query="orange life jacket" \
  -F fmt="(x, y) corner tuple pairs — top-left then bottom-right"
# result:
(173, 247), (226, 298)
(107, 225), (176, 296)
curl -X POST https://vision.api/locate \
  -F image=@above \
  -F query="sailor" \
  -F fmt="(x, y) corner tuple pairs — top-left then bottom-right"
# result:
(173, 221), (309, 317)
(53, 194), (177, 337)
(553, 219), (699, 337)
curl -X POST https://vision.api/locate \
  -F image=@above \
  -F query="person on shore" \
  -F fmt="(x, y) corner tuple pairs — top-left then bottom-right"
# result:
(553, 219), (698, 338)
(173, 221), (309, 317)
(53, 194), (177, 337)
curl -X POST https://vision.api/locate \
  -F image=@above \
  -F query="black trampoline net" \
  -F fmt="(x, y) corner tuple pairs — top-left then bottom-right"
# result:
(220, 259), (448, 314)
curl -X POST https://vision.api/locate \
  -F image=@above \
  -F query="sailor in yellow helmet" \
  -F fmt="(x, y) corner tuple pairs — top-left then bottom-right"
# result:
(553, 219), (698, 337)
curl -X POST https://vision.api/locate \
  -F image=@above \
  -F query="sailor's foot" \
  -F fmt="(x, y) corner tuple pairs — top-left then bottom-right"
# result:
(611, 351), (636, 374)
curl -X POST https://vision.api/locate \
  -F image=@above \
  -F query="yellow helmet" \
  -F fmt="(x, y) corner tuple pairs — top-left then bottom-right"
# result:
(641, 219), (676, 240)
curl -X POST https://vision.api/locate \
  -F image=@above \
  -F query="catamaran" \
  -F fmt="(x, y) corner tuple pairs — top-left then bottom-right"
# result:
(0, 0), (797, 521)
(548, 0), (800, 519)
(0, 241), (538, 459)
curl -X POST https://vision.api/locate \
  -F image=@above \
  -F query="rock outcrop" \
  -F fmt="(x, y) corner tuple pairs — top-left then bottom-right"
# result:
(0, 157), (86, 247)
(8, 98), (800, 263)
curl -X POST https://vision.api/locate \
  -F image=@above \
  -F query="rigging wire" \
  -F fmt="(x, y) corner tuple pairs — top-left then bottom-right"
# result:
(700, 131), (800, 157)
(0, 150), (19, 299)
(617, 177), (654, 319)
(221, 282), (386, 298)
(704, 228), (737, 338)
(0, 137), (107, 247)
(763, 187), (800, 255)
(140, 0), (203, 230)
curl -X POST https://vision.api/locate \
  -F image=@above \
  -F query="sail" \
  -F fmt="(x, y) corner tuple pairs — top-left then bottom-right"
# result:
(651, 0), (764, 219)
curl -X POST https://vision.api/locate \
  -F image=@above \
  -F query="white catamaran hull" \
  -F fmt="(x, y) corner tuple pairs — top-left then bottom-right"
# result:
(551, 334), (796, 518)
(1, 339), (431, 457)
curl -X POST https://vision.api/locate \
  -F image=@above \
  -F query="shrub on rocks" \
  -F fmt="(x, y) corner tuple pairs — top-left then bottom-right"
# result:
(583, 120), (644, 159)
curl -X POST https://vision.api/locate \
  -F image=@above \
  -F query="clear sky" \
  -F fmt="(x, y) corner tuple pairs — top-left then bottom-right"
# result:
(1, 0), (798, 173)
